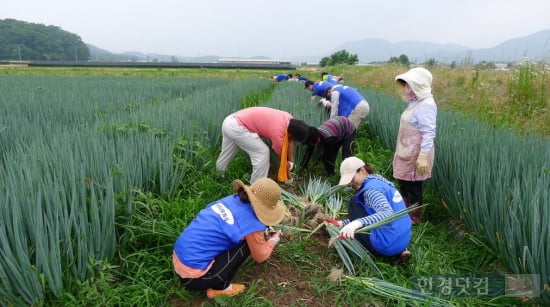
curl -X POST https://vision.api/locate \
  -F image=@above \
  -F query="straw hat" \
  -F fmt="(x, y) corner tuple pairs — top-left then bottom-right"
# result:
(233, 178), (285, 226)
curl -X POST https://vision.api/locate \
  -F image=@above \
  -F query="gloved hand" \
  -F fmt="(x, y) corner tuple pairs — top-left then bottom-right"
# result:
(283, 177), (294, 185)
(338, 220), (363, 240)
(288, 161), (294, 171)
(324, 218), (342, 227)
(320, 99), (332, 109)
(416, 152), (429, 175)
(268, 230), (282, 244)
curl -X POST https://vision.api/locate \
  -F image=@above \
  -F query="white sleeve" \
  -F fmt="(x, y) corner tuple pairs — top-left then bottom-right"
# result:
(413, 100), (437, 152)
(330, 90), (340, 118)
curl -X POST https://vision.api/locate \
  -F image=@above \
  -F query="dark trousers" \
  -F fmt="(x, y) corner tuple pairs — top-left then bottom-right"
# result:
(347, 197), (383, 257)
(179, 241), (250, 291)
(322, 132), (356, 176)
(397, 179), (424, 224)
(397, 180), (423, 206)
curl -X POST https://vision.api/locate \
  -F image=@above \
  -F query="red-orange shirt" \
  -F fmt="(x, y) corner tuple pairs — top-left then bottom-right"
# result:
(234, 107), (292, 154)
(173, 230), (276, 278)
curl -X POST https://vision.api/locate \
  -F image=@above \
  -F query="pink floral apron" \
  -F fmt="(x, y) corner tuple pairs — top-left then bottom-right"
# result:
(393, 101), (434, 181)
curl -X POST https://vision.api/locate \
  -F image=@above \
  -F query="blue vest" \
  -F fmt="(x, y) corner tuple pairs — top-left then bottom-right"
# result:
(312, 81), (337, 97)
(324, 74), (339, 83)
(355, 177), (411, 256)
(333, 86), (365, 117)
(173, 195), (266, 269)
(276, 74), (288, 82)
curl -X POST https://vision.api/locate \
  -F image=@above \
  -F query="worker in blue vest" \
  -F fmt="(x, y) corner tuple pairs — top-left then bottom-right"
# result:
(270, 73), (292, 82)
(325, 85), (370, 129)
(173, 178), (286, 298)
(304, 80), (340, 113)
(304, 80), (337, 99)
(325, 156), (412, 264)
(321, 72), (343, 83)
(293, 73), (310, 82)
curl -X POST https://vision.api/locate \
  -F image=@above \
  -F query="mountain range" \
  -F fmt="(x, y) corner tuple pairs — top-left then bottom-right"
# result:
(89, 29), (550, 65)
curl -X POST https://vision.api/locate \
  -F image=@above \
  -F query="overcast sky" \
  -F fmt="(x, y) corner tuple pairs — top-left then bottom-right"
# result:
(2, 0), (550, 59)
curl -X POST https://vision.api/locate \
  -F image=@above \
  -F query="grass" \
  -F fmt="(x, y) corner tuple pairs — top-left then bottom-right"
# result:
(48, 132), (528, 306)
(3, 65), (545, 305)
(4, 62), (547, 132)
(0, 65), (292, 81)
(329, 62), (549, 137)
(4, 62), (545, 137)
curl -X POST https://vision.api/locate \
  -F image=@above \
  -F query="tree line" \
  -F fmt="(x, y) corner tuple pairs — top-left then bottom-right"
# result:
(0, 19), (90, 61)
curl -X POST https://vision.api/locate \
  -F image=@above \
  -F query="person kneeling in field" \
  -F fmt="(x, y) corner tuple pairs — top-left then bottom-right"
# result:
(325, 157), (412, 264)
(172, 178), (285, 298)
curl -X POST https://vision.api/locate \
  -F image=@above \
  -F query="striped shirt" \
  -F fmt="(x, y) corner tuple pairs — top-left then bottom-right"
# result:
(318, 116), (355, 141)
(342, 174), (395, 226)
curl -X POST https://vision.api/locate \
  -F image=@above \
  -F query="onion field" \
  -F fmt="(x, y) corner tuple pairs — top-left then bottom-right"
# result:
(0, 68), (548, 305)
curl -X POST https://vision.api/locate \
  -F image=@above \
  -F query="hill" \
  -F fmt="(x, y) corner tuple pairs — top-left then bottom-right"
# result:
(463, 29), (550, 63)
(328, 29), (550, 64)
(87, 44), (141, 62)
(0, 19), (89, 61)
(4, 18), (547, 65)
(91, 29), (549, 65)
(87, 45), (276, 64)
(321, 39), (469, 64)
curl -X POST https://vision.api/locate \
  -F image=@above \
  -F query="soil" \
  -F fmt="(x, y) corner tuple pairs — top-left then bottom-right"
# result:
(170, 181), (341, 306)
(171, 230), (339, 306)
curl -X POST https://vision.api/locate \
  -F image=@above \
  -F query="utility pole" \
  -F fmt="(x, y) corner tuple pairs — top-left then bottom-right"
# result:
(18, 45), (21, 61)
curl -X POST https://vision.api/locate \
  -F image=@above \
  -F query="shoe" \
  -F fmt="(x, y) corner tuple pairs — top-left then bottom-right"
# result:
(394, 249), (411, 265)
(206, 283), (246, 299)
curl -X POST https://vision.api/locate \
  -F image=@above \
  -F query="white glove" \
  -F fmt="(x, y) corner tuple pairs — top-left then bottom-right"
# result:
(268, 230), (282, 244)
(338, 220), (363, 240)
(283, 177), (294, 185)
(318, 98), (331, 108)
(288, 161), (294, 171)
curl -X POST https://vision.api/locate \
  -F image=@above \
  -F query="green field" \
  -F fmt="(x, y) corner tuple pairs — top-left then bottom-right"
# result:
(0, 65), (547, 306)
